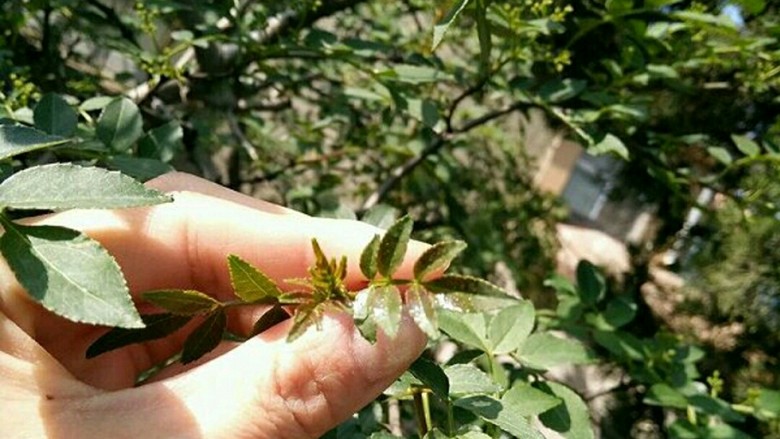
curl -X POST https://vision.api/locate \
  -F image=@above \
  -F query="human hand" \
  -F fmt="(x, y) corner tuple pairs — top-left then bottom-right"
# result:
(0, 172), (428, 438)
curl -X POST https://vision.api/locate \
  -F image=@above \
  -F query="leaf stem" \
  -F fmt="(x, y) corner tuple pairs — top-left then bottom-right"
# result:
(412, 388), (431, 436)
(134, 351), (182, 386)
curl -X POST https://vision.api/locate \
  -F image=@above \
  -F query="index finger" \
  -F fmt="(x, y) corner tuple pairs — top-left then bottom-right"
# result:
(33, 186), (428, 301)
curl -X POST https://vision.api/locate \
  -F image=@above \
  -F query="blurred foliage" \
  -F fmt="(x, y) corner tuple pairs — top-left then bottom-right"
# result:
(2, 0), (780, 437)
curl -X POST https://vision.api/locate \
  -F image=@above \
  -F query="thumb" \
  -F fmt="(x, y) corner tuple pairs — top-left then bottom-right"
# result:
(91, 311), (425, 439)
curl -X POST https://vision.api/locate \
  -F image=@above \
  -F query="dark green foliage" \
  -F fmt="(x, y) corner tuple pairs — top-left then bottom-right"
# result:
(87, 314), (192, 358)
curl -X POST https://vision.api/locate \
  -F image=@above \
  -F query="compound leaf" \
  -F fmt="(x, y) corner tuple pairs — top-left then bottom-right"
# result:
(287, 302), (325, 342)
(360, 234), (380, 280)
(181, 309), (227, 364)
(414, 240), (467, 281)
(502, 381), (562, 417)
(731, 134), (760, 157)
(488, 301), (535, 354)
(425, 274), (513, 298)
(34, 93), (78, 137)
(251, 305), (290, 336)
(0, 163), (171, 210)
(409, 356), (449, 399)
(576, 260), (605, 305)
(407, 283), (438, 338)
(377, 215), (413, 277)
(0, 221), (143, 328)
(86, 313), (192, 358)
(96, 97), (143, 151)
(445, 363), (501, 396)
(432, 0), (470, 51)
(138, 121), (183, 162)
(538, 382), (595, 439)
(227, 254), (283, 302)
(373, 284), (403, 338)
(143, 289), (219, 315)
(438, 310), (489, 352)
(0, 125), (70, 160)
(517, 332), (592, 370)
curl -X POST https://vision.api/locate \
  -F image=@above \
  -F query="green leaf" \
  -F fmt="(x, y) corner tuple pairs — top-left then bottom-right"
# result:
(539, 79), (587, 103)
(456, 394), (544, 439)
(0, 163), (171, 210)
(731, 134), (760, 157)
(409, 356), (449, 399)
(251, 304), (290, 336)
(433, 292), (518, 313)
(488, 301), (535, 354)
(138, 121), (182, 162)
(606, 0), (633, 13)
(343, 86), (389, 102)
(106, 155), (174, 182)
(593, 330), (644, 361)
(142, 290), (219, 315)
(702, 425), (753, 439)
(445, 363), (501, 396)
(425, 274), (513, 298)
(735, 0), (765, 14)
(517, 333), (592, 370)
(181, 309), (227, 364)
(576, 260), (605, 305)
(96, 97), (143, 151)
(353, 287), (374, 321)
(707, 146), (733, 165)
(538, 382), (595, 439)
(288, 302), (325, 342)
(227, 254), (283, 302)
(372, 285), (403, 338)
(645, 383), (689, 409)
(756, 388), (780, 418)
(360, 235), (380, 280)
(86, 313), (192, 358)
(388, 65), (446, 84)
(405, 98), (440, 129)
(556, 293), (584, 320)
(33, 93), (78, 137)
(414, 240), (467, 281)
(377, 215), (413, 277)
(603, 296), (637, 328)
(475, 0), (492, 75)
(438, 310), (489, 351)
(0, 221), (143, 328)
(356, 312), (378, 344)
(431, 0), (470, 51)
(502, 381), (562, 417)
(79, 96), (114, 112)
(687, 394), (744, 422)
(647, 64), (679, 79)
(590, 133), (629, 160)
(453, 394), (502, 417)
(544, 275), (577, 295)
(361, 204), (398, 229)
(407, 283), (439, 338)
(0, 125), (70, 160)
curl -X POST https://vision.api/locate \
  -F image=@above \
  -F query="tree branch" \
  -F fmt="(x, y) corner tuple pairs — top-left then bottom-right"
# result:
(360, 101), (534, 211)
(249, 0), (366, 45)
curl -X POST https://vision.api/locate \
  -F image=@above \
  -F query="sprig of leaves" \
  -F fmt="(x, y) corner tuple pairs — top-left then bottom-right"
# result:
(86, 217), (520, 374)
(0, 164), (172, 328)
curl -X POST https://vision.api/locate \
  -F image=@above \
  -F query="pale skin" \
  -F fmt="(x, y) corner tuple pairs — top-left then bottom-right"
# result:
(0, 172), (429, 438)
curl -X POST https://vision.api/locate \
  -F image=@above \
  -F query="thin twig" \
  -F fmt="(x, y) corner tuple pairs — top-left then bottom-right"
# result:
(227, 112), (260, 162)
(455, 100), (530, 133)
(445, 76), (490, 133)
(361, 100), (532, 210)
